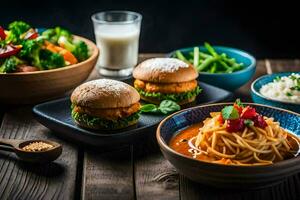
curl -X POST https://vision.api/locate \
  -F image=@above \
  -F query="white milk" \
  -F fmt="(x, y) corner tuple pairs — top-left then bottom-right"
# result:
(95, 24), (140, 69)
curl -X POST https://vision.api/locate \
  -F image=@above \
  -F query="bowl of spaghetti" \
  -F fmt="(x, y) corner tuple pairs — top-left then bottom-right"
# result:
(156, 100), (300, 189)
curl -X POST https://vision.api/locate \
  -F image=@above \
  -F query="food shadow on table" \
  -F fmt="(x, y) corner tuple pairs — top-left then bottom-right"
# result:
(178, 173), (300, 200)
(132, 135), (300, 197)
(33, 81), (234, 150)
(80, 127), (300, 200)
(0, 149), (65, 178)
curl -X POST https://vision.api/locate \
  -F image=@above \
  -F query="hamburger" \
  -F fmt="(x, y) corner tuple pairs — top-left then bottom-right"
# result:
(133, 58), (201, 105)
(71, 79), (140, 130)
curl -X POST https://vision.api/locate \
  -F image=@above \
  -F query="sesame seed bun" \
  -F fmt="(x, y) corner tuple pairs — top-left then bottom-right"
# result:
(71, 79), (140, 109)
(133, 58), (198, 83)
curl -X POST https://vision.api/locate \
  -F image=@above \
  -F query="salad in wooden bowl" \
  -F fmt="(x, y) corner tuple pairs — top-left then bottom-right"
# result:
(0, 21), (99, 104)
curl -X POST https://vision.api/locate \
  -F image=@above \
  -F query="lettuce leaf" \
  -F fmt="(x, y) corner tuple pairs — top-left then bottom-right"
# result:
(137, 86), (202, 102)
(71, 108), (140, 129)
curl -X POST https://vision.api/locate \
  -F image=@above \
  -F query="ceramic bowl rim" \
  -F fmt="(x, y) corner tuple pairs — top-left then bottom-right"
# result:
(156, 102), (300, 169)
(167, 45), (256, 76)
(0, 35), (99, 76)
(251, 72), (300, 106)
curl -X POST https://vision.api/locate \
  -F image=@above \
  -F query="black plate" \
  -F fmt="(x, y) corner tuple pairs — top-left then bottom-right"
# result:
(33, 82), (233, 147)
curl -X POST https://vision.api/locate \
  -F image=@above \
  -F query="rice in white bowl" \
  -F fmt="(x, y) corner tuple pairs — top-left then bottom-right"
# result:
(259, 73), (300, 103)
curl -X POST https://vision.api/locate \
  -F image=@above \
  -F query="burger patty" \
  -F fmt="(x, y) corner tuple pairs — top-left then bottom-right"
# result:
(73, 102), (140, 120)
(134, 79), (197, 94)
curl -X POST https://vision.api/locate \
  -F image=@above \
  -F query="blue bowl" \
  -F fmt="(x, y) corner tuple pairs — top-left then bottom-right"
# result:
(168, 46), (256, 91)
(251, 72), (300, 113)
(157, 103), (300, 189)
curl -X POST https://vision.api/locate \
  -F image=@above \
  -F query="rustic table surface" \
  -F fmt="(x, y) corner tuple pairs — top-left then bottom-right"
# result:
(0, 54), (300, 200)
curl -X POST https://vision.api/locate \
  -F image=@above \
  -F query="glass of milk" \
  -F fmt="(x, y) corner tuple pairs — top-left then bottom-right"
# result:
(92, 11), (142, 77)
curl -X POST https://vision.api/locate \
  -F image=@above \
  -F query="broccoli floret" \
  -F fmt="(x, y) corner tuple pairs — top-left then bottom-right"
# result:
(19, 38), (44, 69)
(0, 56), (25, 73)
(9, 21), (31, 34)
(56, 27), (72, 40)
(42, 27), (72, 44)
(6, 21), (31, 44)
(58, 36), (89, 61)
(0, 40), (6, 48)
(41, 29), (57, 43)
(40, 49), (65, 69)
(72, 41), (89, 61)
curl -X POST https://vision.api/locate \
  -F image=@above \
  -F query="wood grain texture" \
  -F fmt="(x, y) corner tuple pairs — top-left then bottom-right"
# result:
(81, 53), (165, 200)
(135, 154), (179, 200)
(0, 107), (78, 200)
(82, 146), (134, 200)
(82, 57), (300, 200)
(134, 134), (179, 200)
(1, 56), (298, 200)
(268, 59), (300, 73)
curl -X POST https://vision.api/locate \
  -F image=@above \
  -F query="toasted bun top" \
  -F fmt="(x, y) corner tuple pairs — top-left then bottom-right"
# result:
(133, 58), (198, 83)
(71, 79), (140, 109)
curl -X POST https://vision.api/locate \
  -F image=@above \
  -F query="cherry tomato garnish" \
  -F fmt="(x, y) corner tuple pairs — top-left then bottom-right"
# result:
(217, 114), (224, 124)
(227, 118), (245, 132)
(233, 103), (243, 114)
(241, 106), (257, 119)
(252, 115), (267, 128)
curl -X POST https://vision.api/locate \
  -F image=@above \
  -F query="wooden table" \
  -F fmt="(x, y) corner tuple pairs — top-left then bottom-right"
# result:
(0, 55), (300, 200)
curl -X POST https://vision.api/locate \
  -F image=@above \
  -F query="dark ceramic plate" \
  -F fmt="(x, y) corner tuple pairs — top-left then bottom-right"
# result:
(33, 82), (232, 147)
(157, 103), (300, 189)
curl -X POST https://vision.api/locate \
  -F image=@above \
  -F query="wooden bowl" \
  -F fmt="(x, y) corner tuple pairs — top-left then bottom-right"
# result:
(157, 103), (300, 189)
(0, 36), (99, 104)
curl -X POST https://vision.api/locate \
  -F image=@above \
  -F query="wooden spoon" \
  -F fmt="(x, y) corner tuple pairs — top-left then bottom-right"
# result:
(0, 138), (62, 163)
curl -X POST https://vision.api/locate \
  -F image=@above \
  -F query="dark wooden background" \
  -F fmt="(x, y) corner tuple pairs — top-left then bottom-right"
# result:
(0, 55), (300, 200)
(1, 0), (300, 58)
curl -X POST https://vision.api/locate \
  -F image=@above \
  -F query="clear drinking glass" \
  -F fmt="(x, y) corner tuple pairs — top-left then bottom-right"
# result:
(92, 11), (142, 77)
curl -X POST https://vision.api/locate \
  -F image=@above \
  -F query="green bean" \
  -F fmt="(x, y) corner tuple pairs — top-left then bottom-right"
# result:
(175, 51), (188, 62)
(210, 63), (217, 73)
(218, 60), (231, 70)
(199, 52), (211, 59)
(204, 42), (218, 57)
(197, 57), (219, 71)
(194, 47), (200, 67)
(191, 50), (211, 58)
(231, 64), (243, 72)
(174, 43), (245, 74)
(220, 53), (243, 67)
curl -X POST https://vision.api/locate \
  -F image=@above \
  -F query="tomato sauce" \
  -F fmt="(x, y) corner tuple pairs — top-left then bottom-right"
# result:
(169, 122), (300, 163)
(169, 123), (202, 157)
(169, 122), (219, 162)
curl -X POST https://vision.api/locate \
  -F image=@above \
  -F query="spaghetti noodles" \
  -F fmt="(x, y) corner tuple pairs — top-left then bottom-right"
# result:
(169, 100), (300, 166)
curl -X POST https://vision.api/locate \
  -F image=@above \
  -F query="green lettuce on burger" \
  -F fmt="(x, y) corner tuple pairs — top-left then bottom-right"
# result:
(133, 58), (201, 105)
(71, 79), (141, 130)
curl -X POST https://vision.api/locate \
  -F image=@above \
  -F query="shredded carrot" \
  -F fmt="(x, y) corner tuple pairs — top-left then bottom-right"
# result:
(60, 49), (78, 64)
(44, 41), (78, 64)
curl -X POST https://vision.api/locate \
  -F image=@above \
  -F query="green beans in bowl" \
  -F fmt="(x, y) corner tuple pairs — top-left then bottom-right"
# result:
(169, 43), (256, 91)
